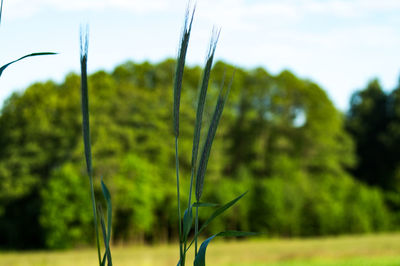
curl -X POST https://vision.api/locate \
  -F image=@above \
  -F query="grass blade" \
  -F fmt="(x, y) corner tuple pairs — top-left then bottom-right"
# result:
(182, 206), (193, 242)
(194, 231), (257, 266)
(0, 52), (57, 78)
(80, 25), (101, 266)
(199, 191), (246, 234)
(186, 192), (247, 252)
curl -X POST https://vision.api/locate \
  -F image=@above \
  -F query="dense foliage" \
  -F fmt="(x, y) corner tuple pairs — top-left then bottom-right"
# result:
(0, 60), (394, 249)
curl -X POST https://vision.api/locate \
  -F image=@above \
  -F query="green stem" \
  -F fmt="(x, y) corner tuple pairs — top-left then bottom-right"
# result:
(89, 173), (101, 265)
(195, 203), (199, 256)
(187, 169), (195, 213)
(182, 241), (187, 266)
(175, 137), (184, 265)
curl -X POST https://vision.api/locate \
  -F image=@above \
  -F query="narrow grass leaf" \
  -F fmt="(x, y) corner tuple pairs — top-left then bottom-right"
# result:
(199, 191), (246, 233)
(193, 202), (219, 208)
(188, 28), (220, 205)
(194, 231), (257, 266)
(195, 71), (232, 201)
(186, 192), (247, 252)
(0, 52), (57, 78)
(182, 206), (193, 242)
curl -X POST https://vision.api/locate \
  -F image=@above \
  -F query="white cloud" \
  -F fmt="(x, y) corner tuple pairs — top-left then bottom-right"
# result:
(5, 0), (400, 26)
(3, 0), (171, 20)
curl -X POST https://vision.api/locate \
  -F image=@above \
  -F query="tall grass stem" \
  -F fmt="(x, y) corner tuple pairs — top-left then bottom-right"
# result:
(80, 26), (102, 265)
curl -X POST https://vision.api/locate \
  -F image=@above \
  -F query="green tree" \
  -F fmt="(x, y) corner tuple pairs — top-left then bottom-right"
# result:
(346, 79), (391, 189)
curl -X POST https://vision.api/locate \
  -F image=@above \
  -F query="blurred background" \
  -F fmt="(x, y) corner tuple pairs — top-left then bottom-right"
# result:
(1, 0), (400, 265)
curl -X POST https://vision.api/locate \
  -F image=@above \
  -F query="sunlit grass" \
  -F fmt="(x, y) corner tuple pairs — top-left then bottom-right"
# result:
(2, 233), (400, 266)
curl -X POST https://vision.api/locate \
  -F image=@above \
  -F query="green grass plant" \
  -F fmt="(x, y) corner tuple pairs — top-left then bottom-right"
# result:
(76, 3), (252, 265)
(173, 6), (194, 264)
(79, 27), (113, 266)
(173, 3), (254, 266)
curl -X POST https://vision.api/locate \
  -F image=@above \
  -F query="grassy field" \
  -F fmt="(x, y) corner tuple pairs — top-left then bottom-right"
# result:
(1, 233), (400, 266)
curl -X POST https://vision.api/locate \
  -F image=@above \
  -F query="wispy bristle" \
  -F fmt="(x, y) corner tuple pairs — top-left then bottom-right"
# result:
(207, 27), (221, 58)
(80, 25), (89, 62)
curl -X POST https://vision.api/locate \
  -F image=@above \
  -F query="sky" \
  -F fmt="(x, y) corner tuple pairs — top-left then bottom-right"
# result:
(0, 0), (399, 111)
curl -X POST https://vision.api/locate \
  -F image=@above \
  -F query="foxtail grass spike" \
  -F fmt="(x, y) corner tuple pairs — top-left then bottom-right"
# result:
(195, 70), (233, 202)
(192, 28), (220, 257)
(80, 26), (91, 176)
(173, 2), (195, 138)
(80, 25), (102, 266)
(188, 28), (220, 206)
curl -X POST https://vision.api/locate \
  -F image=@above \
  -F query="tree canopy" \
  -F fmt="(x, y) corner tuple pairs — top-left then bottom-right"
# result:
(0, 59), (393, 249)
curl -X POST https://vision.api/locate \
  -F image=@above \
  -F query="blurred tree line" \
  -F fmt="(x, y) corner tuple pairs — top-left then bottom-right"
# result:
(0, 59), (397, 249)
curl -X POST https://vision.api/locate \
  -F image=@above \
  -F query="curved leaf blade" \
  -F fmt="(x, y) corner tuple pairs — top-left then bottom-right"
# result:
(182, 206), (193, 241)
(194, 231), (257, 266)
(186, 192), (248, 252)
(199, 191), (247, 234)
(0, 52), (57, 78)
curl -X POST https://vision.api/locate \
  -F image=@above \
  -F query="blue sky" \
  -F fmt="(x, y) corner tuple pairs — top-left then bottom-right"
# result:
(0, 0), (399, 110)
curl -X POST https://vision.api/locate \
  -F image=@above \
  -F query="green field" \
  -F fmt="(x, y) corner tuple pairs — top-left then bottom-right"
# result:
(1, 233), (400, 266)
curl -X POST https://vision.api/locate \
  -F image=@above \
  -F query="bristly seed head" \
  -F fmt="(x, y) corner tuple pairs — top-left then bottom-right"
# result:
(80, 25), (89, 62)
(173, 3), (195, 137)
